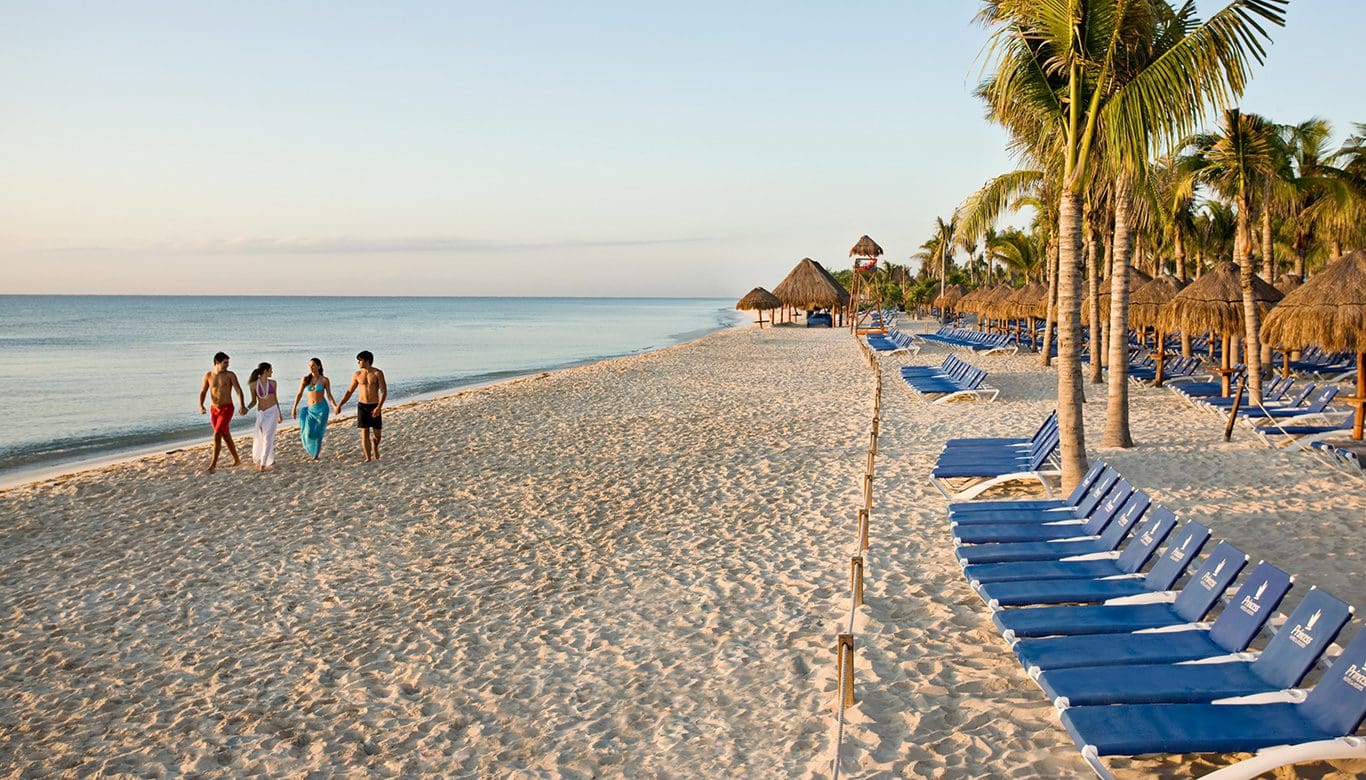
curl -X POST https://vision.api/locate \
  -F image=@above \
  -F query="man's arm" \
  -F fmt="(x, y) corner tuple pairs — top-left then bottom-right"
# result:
(335, 372), (360, 413)
(232, 374), (248, 414)
(375, 370), (387, 413)
(198, 372), (210, 414)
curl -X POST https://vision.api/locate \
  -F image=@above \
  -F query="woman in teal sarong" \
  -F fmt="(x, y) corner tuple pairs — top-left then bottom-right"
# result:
(291, 357), (337, 459)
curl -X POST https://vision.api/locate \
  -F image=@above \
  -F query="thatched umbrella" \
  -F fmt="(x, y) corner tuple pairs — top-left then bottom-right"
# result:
(933, 284), (965, 309)
(1006, 283), (1047, 346)
(773, 258), (850, 324)
(1082, 266), (1155, 322)
(736, 287), (781, 328)
(1274, 273), (1304, 296)
(1130, 275), (1189, 385)
(957, 286), (987, 327)
(981, 285), (1018, 330)
(1158, 262), (1283, 395)
(1261, 250), (1366, 440)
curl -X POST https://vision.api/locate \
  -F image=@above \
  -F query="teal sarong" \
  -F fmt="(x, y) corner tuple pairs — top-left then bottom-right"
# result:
(300, 401), (330, 457)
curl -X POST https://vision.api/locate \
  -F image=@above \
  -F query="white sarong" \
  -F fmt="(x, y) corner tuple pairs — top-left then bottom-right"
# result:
(253, 407), (281, 467)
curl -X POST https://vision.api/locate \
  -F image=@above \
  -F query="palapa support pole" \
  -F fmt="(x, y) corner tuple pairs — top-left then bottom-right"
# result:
(1219, 335), (1234, 397)
(1224, 373), (1249, 442)
(836, 633), (856, 709)
(1153, 329), (1167, 387)
(850, 556), (864, 607)
(1351, 352), (1365, 441)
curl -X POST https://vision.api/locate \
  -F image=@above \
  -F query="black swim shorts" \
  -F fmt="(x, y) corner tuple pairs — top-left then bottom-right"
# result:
(357, 402), (382, 429)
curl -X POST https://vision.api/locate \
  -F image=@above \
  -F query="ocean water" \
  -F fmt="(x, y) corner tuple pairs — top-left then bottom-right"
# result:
(0, 296), (742, 479)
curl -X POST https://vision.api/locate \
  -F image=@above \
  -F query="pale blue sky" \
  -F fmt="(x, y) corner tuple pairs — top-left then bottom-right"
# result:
(1, 1), (1361, 296)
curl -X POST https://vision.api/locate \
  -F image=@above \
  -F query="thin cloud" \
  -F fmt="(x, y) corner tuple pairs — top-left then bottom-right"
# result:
(34, 235), (708, 255)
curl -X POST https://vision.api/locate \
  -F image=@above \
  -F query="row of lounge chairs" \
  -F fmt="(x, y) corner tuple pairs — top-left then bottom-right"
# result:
(942, 454), (1366, 778)
(901, 354), (1000, 406)
(919, 326), (1019, 354)
(864, 328), (921, 355)
(1168, 373), (1356, 450)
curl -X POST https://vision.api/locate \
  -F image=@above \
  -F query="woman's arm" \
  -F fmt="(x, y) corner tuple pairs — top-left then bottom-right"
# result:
(291, 378), (306, 414)
(324, 377), (339, 406)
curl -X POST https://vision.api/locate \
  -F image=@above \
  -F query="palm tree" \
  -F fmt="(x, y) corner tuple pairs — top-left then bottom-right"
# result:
(977, 0), (1287, 487)
(1182, 107), (1281, 403)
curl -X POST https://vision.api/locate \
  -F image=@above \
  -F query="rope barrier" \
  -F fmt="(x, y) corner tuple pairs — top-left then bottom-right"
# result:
(832, 325), (884, 779)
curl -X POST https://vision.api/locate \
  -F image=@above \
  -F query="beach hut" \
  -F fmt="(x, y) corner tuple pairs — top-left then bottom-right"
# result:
(1261, 250), (1366, 440)
(1082, 266), (1154, 323)
(980, 285), (1018, 332)
(1130, 275), (1188, 385)
(736, 287), (781, 328)
(773, 257), (851, 326)
(957, 286), (987, 328)
(1158, 262), (1283, 396)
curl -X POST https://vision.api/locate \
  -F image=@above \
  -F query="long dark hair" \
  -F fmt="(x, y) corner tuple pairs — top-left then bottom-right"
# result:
(305, 357), (324, 385)
(248, 362), (272, 385)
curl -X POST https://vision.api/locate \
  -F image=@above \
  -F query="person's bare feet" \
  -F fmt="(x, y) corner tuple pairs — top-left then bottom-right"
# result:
(207, 463), (217, 474)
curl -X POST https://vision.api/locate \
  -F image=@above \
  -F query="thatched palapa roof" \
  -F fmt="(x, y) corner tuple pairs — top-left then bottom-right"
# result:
(933, 284), (965, 308)
(1007, 282), (1048, 319)
(849, 235), (884, 258)
(772, 257), (850, 309)
(980, 285), (1019, 318)
(736, 287), (781, 312)
(1157, 262), (1282, 336)
(1083, 266), (1154, 321)
(1261, 250), (1366, 353)
(1274, 273), (1304, 295)
(1129, 275), (1187, 329)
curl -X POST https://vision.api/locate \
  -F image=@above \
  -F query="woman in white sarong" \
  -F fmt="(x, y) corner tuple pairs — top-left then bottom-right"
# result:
(247, 362), (284, 470)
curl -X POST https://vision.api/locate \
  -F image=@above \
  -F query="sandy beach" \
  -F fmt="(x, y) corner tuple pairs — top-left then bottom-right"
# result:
(3, 324), (1364, 778)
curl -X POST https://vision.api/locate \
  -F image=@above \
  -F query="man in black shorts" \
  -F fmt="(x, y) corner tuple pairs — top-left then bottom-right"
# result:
(335, 350), (388, 462)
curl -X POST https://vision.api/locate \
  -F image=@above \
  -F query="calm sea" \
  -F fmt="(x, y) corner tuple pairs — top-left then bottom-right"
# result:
(0, 296), (742, 481)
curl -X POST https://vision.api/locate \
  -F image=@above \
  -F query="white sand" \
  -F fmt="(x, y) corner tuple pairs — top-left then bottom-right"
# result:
(1, 324), (1362, 778)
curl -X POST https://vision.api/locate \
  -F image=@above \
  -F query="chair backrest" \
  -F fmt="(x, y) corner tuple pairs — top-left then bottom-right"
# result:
(1253, 587), (1354, 688)
(1304, 386), (1339, 412)
(1090, 486), (1148, 544)
(1115, 507), (1179, 574)
(1207, 562), (1294, 652)
(1078, 468), (1123, 516)
(1029, 433), (1059, 470)
(1141, 520), (1210, 590)
(1062, 461), (1109, 507)
(1267, 376), (1293, 400)
(1284, 383), (1317, 407)
(1171, 541), (1249, 623)
(1302, 629), (1366, 736)
(1029, 412), (1060, 446)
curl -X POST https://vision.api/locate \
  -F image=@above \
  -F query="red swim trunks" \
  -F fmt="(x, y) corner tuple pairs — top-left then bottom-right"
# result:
(210, 404), (234, 435)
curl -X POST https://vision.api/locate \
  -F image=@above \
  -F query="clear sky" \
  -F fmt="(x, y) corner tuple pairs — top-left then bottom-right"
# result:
(1, 1), (1361, 297)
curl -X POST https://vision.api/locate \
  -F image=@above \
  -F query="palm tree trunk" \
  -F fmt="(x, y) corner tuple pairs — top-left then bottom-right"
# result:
(1236, 194), (1264, 405)
(1260, 197), (1275, 280)
(1103, 177), (1135, 448)
(1040, 239), (1059, 367)
(1056, 191), (1089, 493)
(1098, 232), (1112, 369)
(1174, 227), (1188, 283)
(1086, 222), (1104, 384)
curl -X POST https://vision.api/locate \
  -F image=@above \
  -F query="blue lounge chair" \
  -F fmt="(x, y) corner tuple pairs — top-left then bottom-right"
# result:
(1013, 562), (1296, 674)
(1036, 586), (1351, 706)
(980, 519), (1207, 610)
(952, 483), (1142, 546)
(931, 429), (1061, 502)
(1058, 629), (1366, 780)
(964, 504), (1175, 584)
(954, 486), (1146, 565)
(940, 411), (1056, 454)
(949, 466), (1119, 526)
(1237, 386), (1337, 420)
(991, 541), (1249, 641)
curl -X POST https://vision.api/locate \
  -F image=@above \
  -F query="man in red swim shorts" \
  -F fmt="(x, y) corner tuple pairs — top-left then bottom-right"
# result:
(198, 352), (249, 473)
